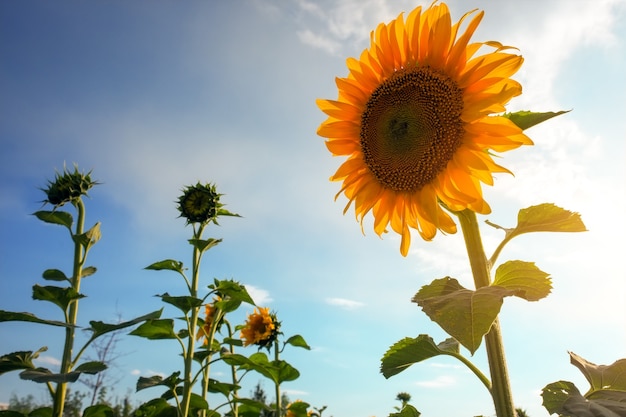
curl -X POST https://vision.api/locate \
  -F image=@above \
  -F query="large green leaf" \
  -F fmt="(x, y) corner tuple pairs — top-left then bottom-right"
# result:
(0, 310), (73, 328)
(20, 367), (80, 383)
(88, 309), (163, 339)
(515, 204), (587, 235)
(503, 110), (570, 131)
(74, 361), (107, 374)
(136, 371), (182, 391)
(0, 348), (47, 375)
(42, 269), (68, 282)
(158, 293), (203, 315)
(144, 259), (184, 274)
(129, 319), (177, 340)
(29, 408), (53, 417)
(206, 378), (240, 396)
(188, 238), (221, 253)
(211, 279), (255, 311)
(33, 210), (73, 229)
(285, 334), (311, 350)
(82, 404), (115, 417)
(380, 335), (459, 378)
(542, 353), (626, 416)
(133, 398), (177, 417)
(412, 277), (515, 354)
(492, 261), (552, 301)
(32, 284), (84, 312)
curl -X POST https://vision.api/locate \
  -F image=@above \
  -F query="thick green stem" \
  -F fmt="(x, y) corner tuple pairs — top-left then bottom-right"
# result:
(456, 209), (516, 417)
(274, 339), (281, 417)
(53, 199), (86, 417)
(181, 224), (205, 417)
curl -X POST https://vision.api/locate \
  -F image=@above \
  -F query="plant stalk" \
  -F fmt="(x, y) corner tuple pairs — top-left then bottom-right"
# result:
(274, 339), (281, 417)
(53, 199), (86, 417)
(456, 209), (516, 417)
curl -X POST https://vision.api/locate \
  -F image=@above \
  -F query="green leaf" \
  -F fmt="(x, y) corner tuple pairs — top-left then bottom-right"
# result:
(158, 293), (203, 315)
(144, 259), (184, 274)
(29, 408), (53, 417)
(412, 277), (515, 354)
(129, 319), (177, 340)
(542, 380), (626, 417)
(32, 284), (84, 312)
(20, 367), (80, 383)
(206, 378), (240, 396)
(74, 361), (107, 374)
(42, 269), (68, 282)
(492, 261), (552, 301)
(285, 334), (311, 350)
(33, 210), (73, 229)
(389, 404), (421, 417)
(515, 203), (587, 235)
(83, 404), (115, 417)
(88, 309), (162, 339)
(81, 266), (97, 278)
(0, 411), (28, 417)
(0, 310), (74, 328)
(211, 279), (255, 310)
(570, 351), (626, 392)
(503, 110), (570, 130)
(0, 348), (47, 375)
(136, 371), (182, 391)
(73, 222), (101, 249)
(188, 238), (221, 253)
(134, 398), (177, 417)
(381, 335), (458, 378)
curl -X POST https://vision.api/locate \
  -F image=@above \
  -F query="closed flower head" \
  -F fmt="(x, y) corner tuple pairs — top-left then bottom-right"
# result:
(177, 182), (222, 225)
(317, 2), (532, 256)
(240, 307), (280, 348)
(42, 164), (97, 208)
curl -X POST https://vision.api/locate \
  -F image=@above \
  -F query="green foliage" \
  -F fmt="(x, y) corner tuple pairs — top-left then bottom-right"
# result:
(0, 311), (73, 327)
(542, 352), (626, 416)
(0, 348), (47, 375)
(381, 335), (458, 378)
(492, 261), (552, 302)
(389, 405), (421, 417)
(32, 210), (73, 230)
(503, 110), (570, 131)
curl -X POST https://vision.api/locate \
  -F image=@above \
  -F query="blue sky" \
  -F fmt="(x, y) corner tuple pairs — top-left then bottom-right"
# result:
(1, 1), (625, 416)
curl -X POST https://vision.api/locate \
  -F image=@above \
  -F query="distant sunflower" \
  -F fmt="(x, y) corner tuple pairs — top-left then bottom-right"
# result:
(240, 307), (280, 348)
(317, 2), (532, 256)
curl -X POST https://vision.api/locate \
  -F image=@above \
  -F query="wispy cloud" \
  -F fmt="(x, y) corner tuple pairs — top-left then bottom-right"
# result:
(325, 297), (365, 310)
(245, 284), (273, 305)
(34, 355), (61, 367)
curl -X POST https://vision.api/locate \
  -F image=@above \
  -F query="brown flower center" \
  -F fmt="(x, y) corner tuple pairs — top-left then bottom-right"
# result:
(360, 66), (464, 192)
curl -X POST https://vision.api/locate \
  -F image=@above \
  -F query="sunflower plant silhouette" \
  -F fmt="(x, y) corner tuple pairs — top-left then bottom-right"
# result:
(318, 3), (625, 417)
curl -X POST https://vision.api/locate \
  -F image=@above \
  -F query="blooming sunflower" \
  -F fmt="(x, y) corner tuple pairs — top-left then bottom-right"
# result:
(196, 299), (221, 346)
(317, 2), (532, 256)
(240, 307), (280, 348)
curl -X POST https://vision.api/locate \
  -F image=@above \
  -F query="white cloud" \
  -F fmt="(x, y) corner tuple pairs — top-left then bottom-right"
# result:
(245, 284), (273, 305)
(297, 29), (341, 55)
(34, 355), (61, 367)
(325, 297), (365, 310)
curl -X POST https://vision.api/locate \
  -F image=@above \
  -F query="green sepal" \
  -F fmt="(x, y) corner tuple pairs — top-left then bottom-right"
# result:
(82, 404), (116, 417)
(380, 335), (458, 378)
(32, 284), (84, 312)
(129, 319), (177, 340)
(492, 261), (552, 301)
(157, 293), (203, 315)
(136, 371), (182, 392)
(144, 259), (184, 274)
(285, 334), (311, 350)
(541, 352), (626, 416)
(389, 405), (421, 417)
(503, 110), (570, 130)
(133, 398), (177, 417)
(33, 210), (73, 229)
(0, 310), (74, 328)
(0, 347), (47, 375)
(188, 238), (222, 253)
(42, 269), (68, 282)
(412, 277), (515, 354)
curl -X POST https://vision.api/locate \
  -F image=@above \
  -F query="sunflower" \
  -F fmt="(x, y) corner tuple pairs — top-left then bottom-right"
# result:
(240, 307), (280, 348)
(196, 299), (221, 346)
(317, 2), (532, 256)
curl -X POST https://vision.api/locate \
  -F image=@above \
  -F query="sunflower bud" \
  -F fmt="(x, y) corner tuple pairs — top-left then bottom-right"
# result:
(177, 182), (223, 225)
(42, 164), (97, 208)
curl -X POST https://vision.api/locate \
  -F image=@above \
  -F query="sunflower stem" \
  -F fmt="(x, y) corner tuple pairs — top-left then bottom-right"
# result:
(53, 199), (86, 417)
(274, 338), (281, 417)
(456, 209), (516, 417)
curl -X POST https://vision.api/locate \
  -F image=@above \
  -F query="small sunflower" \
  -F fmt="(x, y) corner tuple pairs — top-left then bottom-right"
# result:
(196, 298), (222, 346)
(240, 307), (280, 348)
(317, 2), (532, 256)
